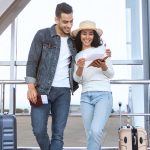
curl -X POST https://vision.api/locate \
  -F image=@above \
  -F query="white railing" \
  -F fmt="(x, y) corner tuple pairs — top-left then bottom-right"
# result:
(0, 79), (150, 150)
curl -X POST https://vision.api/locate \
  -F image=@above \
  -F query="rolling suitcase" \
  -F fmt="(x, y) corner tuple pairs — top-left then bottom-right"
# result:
(0, 114), (17, 150)
(118, 125), (148, 150)
(118, 102), (148, 150)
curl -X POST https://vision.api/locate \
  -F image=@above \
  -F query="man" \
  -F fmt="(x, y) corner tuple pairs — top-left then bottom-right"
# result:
(25, 2), (77, 150)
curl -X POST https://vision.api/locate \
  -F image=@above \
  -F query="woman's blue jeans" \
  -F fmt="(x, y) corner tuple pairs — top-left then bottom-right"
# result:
(31, 87), (71, 150)
(80, 91), (113, 150)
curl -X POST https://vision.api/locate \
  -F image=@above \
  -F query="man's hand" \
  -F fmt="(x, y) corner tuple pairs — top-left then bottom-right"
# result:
(105, 48), (111, 57)
(27, 83), (38, 104)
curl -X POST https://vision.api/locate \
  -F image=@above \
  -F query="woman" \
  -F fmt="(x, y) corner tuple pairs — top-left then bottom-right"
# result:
(72, 20), (114, 150)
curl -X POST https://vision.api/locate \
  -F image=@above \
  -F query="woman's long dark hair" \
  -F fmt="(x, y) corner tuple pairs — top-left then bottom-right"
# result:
(74, 30), (103, 53)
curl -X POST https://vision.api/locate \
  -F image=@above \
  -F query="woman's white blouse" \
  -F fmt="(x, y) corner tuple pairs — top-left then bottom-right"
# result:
(73, 46), (114, 93)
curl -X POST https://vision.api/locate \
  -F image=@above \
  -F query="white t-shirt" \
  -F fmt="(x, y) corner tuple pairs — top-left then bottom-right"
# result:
(52, 37), (71, 87)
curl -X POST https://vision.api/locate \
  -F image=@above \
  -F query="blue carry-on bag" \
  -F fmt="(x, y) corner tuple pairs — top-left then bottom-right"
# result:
(0, 114), (17, 150)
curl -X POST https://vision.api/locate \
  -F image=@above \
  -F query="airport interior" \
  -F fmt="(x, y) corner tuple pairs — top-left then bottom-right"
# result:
(0, 0), (150, 149)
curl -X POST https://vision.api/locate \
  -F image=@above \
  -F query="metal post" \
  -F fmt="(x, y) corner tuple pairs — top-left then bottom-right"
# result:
(148, 84), (150, 145)
(0, 83), (5, 113)
(10, 20), (17, 114)
(13, 87), (16, 114)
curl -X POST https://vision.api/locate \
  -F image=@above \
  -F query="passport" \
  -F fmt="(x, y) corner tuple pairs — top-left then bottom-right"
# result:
(29, 94), (43, 107)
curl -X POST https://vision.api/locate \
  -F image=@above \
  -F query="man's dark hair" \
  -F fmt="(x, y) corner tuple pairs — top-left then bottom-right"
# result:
(55, 2), (73, 17)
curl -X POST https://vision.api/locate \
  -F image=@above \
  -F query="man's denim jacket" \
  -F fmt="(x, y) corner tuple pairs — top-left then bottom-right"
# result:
(25, 24), (78, 95)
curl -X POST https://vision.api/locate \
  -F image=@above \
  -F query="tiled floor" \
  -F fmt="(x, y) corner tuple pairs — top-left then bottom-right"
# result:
(17, 147), (118, 150)
(16, 115), (130, 149)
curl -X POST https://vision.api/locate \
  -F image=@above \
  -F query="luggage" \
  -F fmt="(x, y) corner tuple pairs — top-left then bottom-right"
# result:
(0, 114), (17, 150)
(118, 102), (148, 150)
(118, 125), (148, 150)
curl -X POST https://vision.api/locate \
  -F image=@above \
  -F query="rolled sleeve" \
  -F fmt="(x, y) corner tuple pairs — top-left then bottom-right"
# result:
(25, 76), (36, 84)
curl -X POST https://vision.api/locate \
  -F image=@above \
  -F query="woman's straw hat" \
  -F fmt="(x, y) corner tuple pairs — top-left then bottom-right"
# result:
(71, 20), (103, 37)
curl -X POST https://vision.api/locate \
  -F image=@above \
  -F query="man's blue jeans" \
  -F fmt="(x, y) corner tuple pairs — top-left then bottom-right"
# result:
(80, 91), (113, 150)
(31, 87), (71, 150)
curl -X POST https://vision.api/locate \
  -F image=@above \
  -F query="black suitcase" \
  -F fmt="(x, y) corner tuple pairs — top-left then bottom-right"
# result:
(0, 114), (17, 150)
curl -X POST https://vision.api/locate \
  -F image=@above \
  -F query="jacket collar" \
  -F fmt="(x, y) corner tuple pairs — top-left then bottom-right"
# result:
(50, 24), (73, 39)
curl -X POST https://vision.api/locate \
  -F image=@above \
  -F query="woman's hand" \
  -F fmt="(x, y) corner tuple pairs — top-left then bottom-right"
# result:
(76, 58), (85, 76)
(76, 58), (85, 68)
(88, 59), (108, 71)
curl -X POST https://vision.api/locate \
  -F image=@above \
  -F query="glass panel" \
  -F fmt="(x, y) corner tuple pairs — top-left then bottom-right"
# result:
(16, 0), (127, 60)
(113, 65), (131, 79)
(17, 66), (26, 80)
(16, 84), (30, 110)
(0, 26), (11, 61)
(0, 66), (10, 80)
(2, 84), (29, 111)
(3, 84), (10, 111)
(16, 66), (29, 110)
(113, 65), (143, 79)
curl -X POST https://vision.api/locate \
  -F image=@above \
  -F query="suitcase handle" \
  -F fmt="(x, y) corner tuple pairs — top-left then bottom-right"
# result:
(118, 102), (122, 128)
(132, 128), (138, 149)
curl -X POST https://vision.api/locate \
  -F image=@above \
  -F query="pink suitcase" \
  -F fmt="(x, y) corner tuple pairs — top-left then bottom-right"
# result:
(118, 102), (148, 150)
(118, 125), (148, 150)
